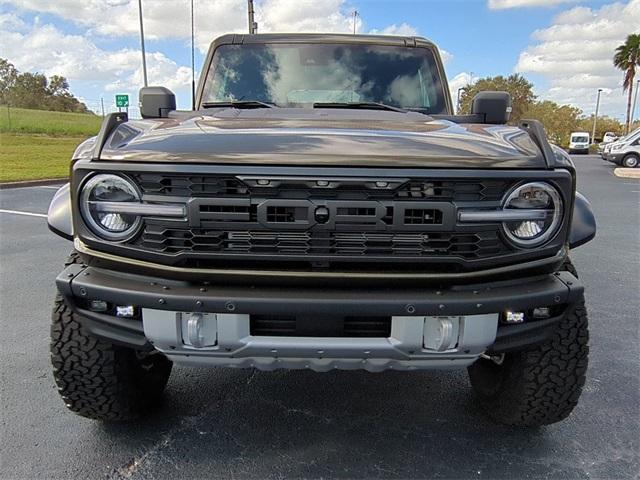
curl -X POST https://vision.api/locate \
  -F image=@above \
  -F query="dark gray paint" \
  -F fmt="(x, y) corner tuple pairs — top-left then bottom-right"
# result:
(139, 86), (176, 119)
(0, 156), (637, 479)
(98, 109), (548, 168)
(47, 183), (73, 240)
(569, 192), (597, 248)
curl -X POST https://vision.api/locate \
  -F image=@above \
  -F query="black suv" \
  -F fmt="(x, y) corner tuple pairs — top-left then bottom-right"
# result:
(48, 34), (596, 426)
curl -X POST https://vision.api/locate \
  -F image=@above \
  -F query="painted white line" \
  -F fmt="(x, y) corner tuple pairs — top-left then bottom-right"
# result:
(0, 209), (47, 218)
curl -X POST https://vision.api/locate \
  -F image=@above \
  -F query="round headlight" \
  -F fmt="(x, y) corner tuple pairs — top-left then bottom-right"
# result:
(80, 174), (142, 240)
(502, 182), (563, 247)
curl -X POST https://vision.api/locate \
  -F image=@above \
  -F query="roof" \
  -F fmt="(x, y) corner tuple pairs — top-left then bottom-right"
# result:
(208, 33), (437, 50)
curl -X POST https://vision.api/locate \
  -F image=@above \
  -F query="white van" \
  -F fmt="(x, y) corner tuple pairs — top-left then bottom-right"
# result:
(605, 128), (640, 167)
(569, 132), (590, 154)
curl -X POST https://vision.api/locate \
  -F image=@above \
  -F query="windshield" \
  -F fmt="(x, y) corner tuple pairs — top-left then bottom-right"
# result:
(571, 136), (589, 143)
(618, 127), (640, 143)
(201, 43), (447, 112)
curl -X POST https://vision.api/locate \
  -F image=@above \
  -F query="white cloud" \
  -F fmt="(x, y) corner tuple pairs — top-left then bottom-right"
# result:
(3, 0), (419, 53)
(370, 22), (418, 36)
(515, 0), (640, 117)
(439, 49), (453, 64)
(3, 0), (248, 53)
(0, 19), (193, 114)
(488, 0), (578, 9)
(258, 0), (359, 35)
(448, 72), (479, 110)
(1, 0), (422, 113)
(0, 12), (27, 31)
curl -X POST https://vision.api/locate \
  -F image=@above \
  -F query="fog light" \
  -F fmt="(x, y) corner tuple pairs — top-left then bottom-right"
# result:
(423, 317), (459, 351)
(89, 300), (108, 312)
(116, 305), (136, 318)
(504, 311), (525, 324)
(532, 307), (551, 319)
(181, 312), (218, 348)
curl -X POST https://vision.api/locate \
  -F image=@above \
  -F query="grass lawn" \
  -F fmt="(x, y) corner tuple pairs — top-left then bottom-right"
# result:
(0, 106), (102, 136)
(0, 133), (86, 182)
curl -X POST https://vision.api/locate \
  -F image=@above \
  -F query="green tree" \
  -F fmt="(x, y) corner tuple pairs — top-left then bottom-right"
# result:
(0, 58), (90, 113)
(522, 100), (582, 146)
(576, 115), (624, 142)
(613, 33), (640, 133)
(458, 74), (536, 124)
(0, 59), (18, 104)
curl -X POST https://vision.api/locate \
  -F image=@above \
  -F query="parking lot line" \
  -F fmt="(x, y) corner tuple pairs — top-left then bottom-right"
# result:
(0, 209), (47, 218)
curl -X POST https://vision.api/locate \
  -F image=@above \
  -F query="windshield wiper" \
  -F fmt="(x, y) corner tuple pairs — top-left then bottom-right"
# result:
(201, 100), (276, 109)
(313, 102), (406, 113)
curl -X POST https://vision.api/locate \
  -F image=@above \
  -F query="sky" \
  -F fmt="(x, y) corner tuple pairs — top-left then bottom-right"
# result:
(0, 0), (638, 121)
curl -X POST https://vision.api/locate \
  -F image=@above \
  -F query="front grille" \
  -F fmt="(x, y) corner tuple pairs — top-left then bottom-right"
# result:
(139, 227), (506, 259)
(118, 172), (523, 270)
(250, 315), (391, 337)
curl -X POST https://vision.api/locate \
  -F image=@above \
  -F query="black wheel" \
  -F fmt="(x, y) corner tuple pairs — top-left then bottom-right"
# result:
(622, 154), (639, 168)
(50, 252), (172, 421)
(468, 259), (588, 427)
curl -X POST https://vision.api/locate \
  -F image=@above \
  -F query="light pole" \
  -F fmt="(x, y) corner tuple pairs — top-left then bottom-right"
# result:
(191, 0), (195, 110)
(632, 79), (640, 127)
(591, 88), (602, 143)
(457, 87), (464, 114)
(137, 0), (148, 87)
(353, 10), (359, 34)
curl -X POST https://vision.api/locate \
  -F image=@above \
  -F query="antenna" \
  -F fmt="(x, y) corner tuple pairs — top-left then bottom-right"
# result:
(248, 0), (257, 34)
(191, 0), (195, 110)
(137, 0), (148, 86)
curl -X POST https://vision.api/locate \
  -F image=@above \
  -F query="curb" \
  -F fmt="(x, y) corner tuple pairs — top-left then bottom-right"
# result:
(613, 168), (640, 179)
(0, 178), (67, 190)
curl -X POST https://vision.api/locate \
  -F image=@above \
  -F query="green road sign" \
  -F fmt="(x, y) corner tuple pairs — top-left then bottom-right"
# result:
(115, 94), (129, 108)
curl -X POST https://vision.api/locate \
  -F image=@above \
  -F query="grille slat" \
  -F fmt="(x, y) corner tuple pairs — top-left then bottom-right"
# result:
(250, 315), (391, 337)
(140, 227), (506, 259)
(134, 174), (511, 202)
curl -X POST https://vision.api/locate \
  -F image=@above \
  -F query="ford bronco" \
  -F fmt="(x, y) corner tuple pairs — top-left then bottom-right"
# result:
(48, 33), (596, 426)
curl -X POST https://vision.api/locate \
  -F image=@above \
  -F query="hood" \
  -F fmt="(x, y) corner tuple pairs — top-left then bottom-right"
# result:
(100, 108), (546, 169)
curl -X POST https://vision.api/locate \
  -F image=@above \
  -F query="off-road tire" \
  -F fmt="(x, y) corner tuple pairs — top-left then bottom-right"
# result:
(50, 252), (172, 421)
(468, 259), (589, 427)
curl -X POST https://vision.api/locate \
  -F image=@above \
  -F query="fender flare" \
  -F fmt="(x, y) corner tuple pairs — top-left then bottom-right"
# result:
(569, 191), (596, 249)
(48, 183), (73, 241)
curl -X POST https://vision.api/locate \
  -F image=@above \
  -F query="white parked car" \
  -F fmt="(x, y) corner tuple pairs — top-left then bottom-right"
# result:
(569, 132), (590, 154)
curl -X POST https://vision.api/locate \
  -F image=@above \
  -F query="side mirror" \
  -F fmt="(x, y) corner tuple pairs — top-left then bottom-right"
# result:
(139, 86), (176, 119)
(472, 91), (512, 124)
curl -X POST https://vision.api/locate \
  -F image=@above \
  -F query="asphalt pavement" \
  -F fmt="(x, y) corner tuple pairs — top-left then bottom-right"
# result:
(0, 156), (638, 479)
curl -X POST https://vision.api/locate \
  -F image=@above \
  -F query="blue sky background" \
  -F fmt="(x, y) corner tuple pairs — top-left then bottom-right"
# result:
(1, 0), (638, 121)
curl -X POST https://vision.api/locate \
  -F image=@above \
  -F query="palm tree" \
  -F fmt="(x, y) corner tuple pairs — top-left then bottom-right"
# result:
(614, 34), (640, 134)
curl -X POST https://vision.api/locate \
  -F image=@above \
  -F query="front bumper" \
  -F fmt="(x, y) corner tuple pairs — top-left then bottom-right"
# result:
(56, 263), (583, 372)
(606, 153), (623, 164)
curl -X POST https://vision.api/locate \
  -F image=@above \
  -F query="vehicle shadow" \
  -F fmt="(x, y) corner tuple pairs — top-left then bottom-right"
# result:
(96, 366), (579, 479)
